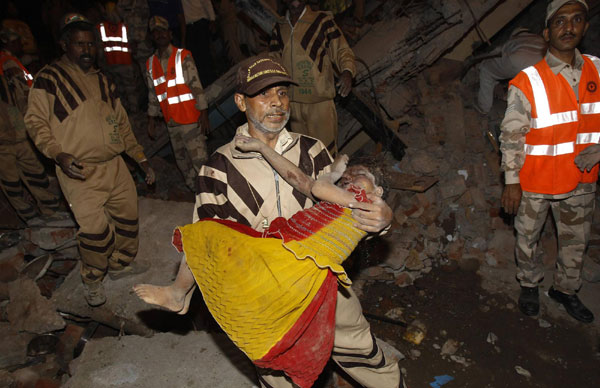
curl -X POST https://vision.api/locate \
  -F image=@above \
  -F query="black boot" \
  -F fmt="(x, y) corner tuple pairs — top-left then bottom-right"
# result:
(548, 287), (594, 323)
(518, 286), (539, 316)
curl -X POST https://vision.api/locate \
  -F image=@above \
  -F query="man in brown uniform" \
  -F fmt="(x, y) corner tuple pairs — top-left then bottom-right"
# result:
(269, 0), (356, 154)
(0, 29), (61, 223)
(25, 14), (156, 307)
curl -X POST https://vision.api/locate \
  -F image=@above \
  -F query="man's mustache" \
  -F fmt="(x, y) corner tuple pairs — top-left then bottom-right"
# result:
(560, 33), (576, 39)
(265, 109), (288, 115)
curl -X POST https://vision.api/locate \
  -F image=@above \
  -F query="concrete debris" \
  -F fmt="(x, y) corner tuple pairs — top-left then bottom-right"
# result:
(7, 277), (65, 334)
(23, 227), (76, 251)
(385, 307), (404, 321)
(449, 354), (471, 367)
(538, 319), (552, 329)
(64, 332), (256, 388)
(409, 349), (421, 359)
(0, 246), (24, 283)
(0, 322), (34, 369)
(403, 319), (427, 345)
(514, 366), (532, 379)
(486, 332), (498, 345)
(440, 339), (460, 356)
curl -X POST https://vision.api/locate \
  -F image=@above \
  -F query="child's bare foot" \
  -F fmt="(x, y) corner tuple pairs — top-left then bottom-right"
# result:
(177, 287), (195, 315)
(133, 284), (191, 313)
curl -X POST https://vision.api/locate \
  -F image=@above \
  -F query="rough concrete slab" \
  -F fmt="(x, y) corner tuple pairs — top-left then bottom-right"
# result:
(52, 198), (196, 336)
(63, 332), (257, 388)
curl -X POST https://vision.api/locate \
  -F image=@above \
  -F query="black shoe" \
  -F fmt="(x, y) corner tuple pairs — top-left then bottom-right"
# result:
(518, 286), (539, 316)
(548, 287), (594, 323)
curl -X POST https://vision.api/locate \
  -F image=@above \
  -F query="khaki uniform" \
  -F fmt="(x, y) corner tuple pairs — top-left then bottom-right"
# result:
(270, 7), (356, 153)
(0, 101), (60, 220)
(25, 56), (147, 283)
(195, 124), (401, 388)
(500, 51), (594, 294)
(0, 57), (60, 221)
(146, 44), (209, 190)
(477, 29), (546, 113)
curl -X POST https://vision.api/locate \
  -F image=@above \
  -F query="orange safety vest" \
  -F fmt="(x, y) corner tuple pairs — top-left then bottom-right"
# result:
(97, 22), (132, 65)
(0, 51), (33, 87)
(510, 55), (600, 195)
(146, 47), (200, 125)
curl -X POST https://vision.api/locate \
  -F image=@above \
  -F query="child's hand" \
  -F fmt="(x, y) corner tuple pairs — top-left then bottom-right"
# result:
(331, 154), (349, 175)
(234, 135), (264, 152)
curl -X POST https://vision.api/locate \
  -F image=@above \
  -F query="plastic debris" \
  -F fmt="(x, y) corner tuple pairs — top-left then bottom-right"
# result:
(429, 375), (455, 388)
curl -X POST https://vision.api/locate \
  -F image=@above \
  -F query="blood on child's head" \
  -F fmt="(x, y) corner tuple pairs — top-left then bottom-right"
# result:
(339, 155), (389, 199)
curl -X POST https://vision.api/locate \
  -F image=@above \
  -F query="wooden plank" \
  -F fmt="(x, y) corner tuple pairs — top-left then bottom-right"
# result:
(387, 171), (439, 192)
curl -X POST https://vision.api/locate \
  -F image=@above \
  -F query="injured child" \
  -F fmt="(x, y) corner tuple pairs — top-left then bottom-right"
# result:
(133, 134), (387, 388)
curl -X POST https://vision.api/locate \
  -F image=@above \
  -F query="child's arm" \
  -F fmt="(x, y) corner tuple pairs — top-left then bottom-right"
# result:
(235, 135), (315, 197)
(234, 135), (356, 206)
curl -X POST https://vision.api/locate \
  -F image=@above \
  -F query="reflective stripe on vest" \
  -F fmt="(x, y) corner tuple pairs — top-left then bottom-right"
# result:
(149, 49), (193, 106)
(99, 23), (129, 52)
(147, 48), (200, 124)
(525, 142), (574, 156)
(523, 66), (579, 129)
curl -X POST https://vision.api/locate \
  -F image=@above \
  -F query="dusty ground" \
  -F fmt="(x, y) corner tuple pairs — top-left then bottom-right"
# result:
(362, 265), (599, 388)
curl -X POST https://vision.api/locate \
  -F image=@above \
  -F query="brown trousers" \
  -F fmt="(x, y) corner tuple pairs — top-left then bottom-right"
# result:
(289, 100), (338, 155)
(259, 287), (402, 388)
(0, 141), (60, 220)
(57, 156), (139, 283)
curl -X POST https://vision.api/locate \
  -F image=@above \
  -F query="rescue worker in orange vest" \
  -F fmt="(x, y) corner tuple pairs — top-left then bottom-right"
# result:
(96, 1), (145, 113)
(500, 0), (599, 323)
(146, 16), (210, 191)
(0, 28), (63, 224)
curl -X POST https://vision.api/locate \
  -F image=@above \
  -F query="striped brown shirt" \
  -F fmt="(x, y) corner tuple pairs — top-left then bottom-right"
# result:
(25, 55), (146, 163)
(194, 124), (333, 230)
(269, 7), (356, 104)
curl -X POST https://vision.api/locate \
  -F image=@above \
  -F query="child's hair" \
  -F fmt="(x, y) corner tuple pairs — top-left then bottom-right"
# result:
(347, 154), (390, 199)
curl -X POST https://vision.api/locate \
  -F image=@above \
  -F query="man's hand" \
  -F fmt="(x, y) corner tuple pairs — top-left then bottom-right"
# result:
(575, 144), (600, 172)
(56, 152), (86, 180)
(234, 134), (265, 153)
(337, 70), (353, 98)
(501, 183), (522, 215)
(349, 194), (392, 233)
(147, 116), (158, 140)
(198, 109), (210, 136)
(140, 161), (156, 185)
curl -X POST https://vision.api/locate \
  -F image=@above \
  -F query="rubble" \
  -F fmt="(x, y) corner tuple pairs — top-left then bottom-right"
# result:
(0, 322), (34, 369)
(7, 277), (65, 334)
(514, 366), (532, 379)
(440, 339), (460, 357)
(403, 319), (427, 345)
